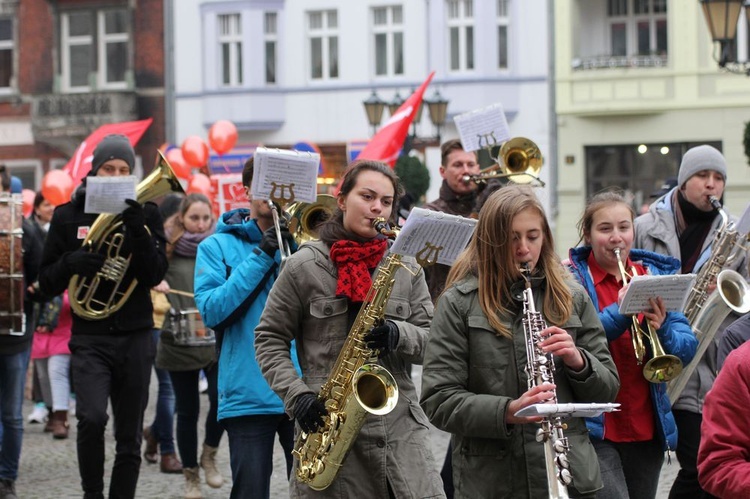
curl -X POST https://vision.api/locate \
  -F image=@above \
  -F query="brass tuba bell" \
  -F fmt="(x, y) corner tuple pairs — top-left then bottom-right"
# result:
(69, 151), (185, 320)
(462, 136), (544, 186)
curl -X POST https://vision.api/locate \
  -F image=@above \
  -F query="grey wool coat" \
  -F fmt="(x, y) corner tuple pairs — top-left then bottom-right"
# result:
(255, 240), (445, 499)
(420, 275), (620, 499)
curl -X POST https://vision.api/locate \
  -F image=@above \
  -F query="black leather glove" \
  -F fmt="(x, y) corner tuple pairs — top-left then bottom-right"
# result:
(293, 393), (328, 434)
(66, 248), (106, 278)
(121, 199), (147, 238)
(258, 218), (293, 258)
(364, 319), (400, 357)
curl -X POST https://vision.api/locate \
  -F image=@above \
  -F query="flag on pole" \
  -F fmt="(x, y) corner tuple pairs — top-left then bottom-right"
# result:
(63, 118), (153, 184)
(355, 71), (435, 166)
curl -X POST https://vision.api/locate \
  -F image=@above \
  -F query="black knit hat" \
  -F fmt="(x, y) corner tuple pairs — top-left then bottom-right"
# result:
(90, 134), (135, 175)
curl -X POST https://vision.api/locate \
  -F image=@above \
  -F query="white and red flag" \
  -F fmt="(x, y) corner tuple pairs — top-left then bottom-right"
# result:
(63, 118), (153, 184)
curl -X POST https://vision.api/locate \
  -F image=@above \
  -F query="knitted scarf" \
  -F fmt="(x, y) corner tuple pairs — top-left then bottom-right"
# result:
(672, 189), (716, 273)
(168, 220), (215, 258)
(329, 239), (388, 302)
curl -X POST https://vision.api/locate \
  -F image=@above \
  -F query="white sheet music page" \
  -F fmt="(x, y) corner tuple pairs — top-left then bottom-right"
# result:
(251, 147), (319, 204)
(84, 176), (137, 214)
(618, 273), (696, 315)
(453, 103), (511, 152)
(390, 208), (477, 266)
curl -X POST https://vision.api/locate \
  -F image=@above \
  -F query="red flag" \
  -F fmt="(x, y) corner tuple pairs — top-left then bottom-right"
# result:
(356, 72), (435, 166)
(63, 118), (153, 184)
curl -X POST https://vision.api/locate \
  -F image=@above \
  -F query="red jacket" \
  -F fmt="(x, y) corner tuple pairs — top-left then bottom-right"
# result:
(698, 340), (750, 497)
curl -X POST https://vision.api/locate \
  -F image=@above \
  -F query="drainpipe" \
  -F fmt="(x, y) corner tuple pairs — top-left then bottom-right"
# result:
(164, 0), (175, 144)
(547, 0), (558, 221)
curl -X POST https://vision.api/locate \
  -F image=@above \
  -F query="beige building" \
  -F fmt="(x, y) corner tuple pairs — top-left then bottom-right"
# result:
(554, 0), (750, 253)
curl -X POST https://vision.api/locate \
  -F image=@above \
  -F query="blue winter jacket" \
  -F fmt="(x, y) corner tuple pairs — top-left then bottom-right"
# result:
(567, 247), (698, 451)
(194, 208), (301, 421)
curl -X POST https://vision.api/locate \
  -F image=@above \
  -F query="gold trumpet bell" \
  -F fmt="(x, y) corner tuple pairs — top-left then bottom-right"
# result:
(644, 353), (683, 383)
(499, 137), (543, 184)
(287, 194), (337, 245)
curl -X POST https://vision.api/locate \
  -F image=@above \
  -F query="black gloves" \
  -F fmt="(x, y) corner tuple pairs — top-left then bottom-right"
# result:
(259, 218), (294, 258)
(293, 393), (328, 434)
(66, 248), (106, 278)
(121, 199), (147, 238)
(364, 320), (400, 357)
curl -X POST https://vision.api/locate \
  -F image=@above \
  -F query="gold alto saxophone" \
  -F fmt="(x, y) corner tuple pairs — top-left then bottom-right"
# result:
(521, 263), (572, 499)
(293, 218), (404, 490)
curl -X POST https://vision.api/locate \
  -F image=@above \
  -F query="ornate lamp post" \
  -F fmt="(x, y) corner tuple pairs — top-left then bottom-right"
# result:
(425, 90), (449, 144)
(362, 90), (386, 135)
(699, 0), (750, 74)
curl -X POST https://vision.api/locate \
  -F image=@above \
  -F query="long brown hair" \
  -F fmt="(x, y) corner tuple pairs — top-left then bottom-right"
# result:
(319, 160), (401, 245)
(164, 193), (213, 258)
(446, 185), (572, 338)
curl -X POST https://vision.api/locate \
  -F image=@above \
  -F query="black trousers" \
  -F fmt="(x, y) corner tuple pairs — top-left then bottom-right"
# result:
(69, 329), (154, 499)
(669, 409), (718, 499)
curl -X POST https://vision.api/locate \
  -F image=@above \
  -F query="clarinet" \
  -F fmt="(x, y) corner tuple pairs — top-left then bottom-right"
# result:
(521, 263), (572, 499)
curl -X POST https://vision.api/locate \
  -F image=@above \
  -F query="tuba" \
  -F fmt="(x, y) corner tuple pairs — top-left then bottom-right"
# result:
(613, 248), (683, 383)
(68, 151), (184, 320)
(462, 137), (544, 186)
(667, 196), (750, 402)
(293, 218), (402, 490)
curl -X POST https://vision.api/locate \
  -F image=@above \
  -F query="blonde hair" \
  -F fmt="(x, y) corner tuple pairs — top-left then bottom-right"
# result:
(446, 185), (572, 338)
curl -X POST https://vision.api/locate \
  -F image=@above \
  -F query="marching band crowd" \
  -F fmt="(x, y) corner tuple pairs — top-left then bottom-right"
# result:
(0, 135), (749, 499)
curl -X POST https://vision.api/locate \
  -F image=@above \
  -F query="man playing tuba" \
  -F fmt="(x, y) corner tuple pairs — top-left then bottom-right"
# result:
(39, 134), (168, 499)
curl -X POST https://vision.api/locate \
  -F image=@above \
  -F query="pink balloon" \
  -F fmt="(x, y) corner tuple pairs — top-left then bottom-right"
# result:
(21, 189), (35, 218)
(208, 120), (238, 155)
(187, 173), (212, 198)
(41, 170), (75, 206)
(166, 148), (191, 180)
(181, 136), (209, 167)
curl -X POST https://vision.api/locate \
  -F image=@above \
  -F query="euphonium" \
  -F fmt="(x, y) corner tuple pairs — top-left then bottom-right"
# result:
(613, 248), (682, 383)
(293, 218), (401, 491)
(520, 263), (571, 499)
(668, 196), (750, 402)
(69, 151), (184, 320)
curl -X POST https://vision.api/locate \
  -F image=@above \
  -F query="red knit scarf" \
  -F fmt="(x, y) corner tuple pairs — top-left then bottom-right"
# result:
(329, 239), (388, 302)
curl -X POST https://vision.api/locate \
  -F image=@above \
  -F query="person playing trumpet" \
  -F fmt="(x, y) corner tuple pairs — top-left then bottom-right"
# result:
(567, 191), (697, 499)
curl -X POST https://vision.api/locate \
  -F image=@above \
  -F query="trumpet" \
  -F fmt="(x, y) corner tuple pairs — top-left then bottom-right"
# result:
(462, 137), (544, 186)
(613, 248), (683, 383)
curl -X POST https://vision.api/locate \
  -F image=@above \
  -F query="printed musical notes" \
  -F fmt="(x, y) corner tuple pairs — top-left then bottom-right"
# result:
(618, 274), (697, 315)
(390, 208), (477, 266)
(251, 147), (320, 204)
(454, 103), (511, 152)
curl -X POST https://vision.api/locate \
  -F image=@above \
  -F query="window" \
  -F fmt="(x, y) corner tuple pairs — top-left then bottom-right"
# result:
(219, 13), (243, 87)
(308, 10), (339, 80)
(264, 12), (277, 84)
(0, 18), (14, 90)
(61, 9), (130, 92)
(607, 0), (667, 58)
(372, 6), (404, 77)
(447, 0), (474, 72)
(497, 0), (509, 69)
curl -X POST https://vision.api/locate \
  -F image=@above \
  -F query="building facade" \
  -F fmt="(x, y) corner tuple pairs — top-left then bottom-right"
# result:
(554, 0), (750, 251)
(0, 0), (166, 190)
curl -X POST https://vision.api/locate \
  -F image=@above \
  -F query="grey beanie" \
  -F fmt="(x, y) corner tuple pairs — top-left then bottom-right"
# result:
(90, 134), (135, 175)
(677, 145), (727, 188)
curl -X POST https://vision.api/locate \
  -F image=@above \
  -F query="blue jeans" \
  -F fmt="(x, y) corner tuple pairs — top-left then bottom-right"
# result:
(593, 438), (664, 499)
(223, 414), (295, 499)
(148, 329), (175, 455)
(0, 347), (31, 481)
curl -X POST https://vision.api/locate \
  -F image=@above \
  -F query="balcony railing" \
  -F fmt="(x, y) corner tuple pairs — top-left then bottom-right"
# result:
(572, 54), (669, 71)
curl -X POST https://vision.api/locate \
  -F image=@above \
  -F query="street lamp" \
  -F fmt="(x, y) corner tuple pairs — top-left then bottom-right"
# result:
(388, 92), (405, 116)
(362, 90), (386, 135)
(699, 0), (750, 74)
(425, 90), (449, 144)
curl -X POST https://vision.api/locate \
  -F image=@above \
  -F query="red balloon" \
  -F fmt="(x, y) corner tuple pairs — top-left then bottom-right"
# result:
(41, 170), (75, 206)
(166, 148), (191, 180)
(186, 173), (212, 198)
(21, 189), (35, 218)
(181, 136), (209, 167)
(208, 120), (238, 155)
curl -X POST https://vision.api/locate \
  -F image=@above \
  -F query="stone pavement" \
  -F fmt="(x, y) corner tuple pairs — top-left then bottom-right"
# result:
(15, 366), (679, 498)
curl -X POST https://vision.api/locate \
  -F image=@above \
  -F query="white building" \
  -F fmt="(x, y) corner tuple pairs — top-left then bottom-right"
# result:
(170, 0), (553, 209)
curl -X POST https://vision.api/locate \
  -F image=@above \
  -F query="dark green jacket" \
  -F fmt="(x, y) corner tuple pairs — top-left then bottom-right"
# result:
(420, 275), (619, 498)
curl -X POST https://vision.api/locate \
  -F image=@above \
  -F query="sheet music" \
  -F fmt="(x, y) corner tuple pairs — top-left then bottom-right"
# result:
(390, 208), (476, 266)
(84, 176), (137, 214)
(515, 403), (621, 419)
(618, 273), (696, 315)
(453, 103), (511, 152)
(251, 147), (319, 204)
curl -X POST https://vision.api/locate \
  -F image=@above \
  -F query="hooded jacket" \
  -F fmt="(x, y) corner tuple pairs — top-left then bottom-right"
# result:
(567, 247), (698, 451)
(194, 208), (300, 420)
(634, 188), (749, 413)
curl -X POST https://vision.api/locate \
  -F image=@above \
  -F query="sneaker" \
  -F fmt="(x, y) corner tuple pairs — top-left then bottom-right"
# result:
(198, 376), (208, 394)
(27, 403), (48, 424)
(0, 478), (18, 499)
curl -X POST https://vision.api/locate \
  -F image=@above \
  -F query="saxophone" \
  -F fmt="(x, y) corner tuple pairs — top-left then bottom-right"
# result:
(668, 196), (750, 402)
(293, 218), (402, 490)
(521, 263), (572, 499)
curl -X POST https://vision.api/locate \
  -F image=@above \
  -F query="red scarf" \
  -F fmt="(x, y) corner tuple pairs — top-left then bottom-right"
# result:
(330, 239), (388, 302)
